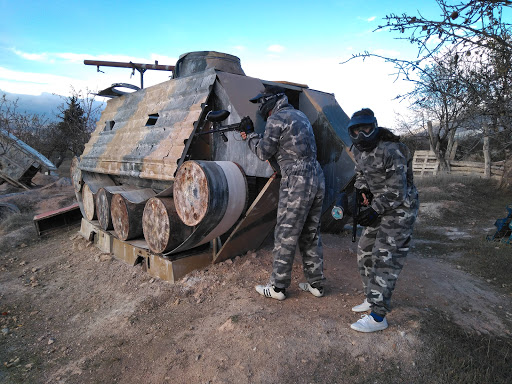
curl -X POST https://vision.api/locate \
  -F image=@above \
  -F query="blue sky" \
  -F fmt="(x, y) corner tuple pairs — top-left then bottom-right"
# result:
(0, 0), (447, 127)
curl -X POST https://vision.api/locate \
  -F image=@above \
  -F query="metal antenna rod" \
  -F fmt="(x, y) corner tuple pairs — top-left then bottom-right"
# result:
(84, 60), (175, 89)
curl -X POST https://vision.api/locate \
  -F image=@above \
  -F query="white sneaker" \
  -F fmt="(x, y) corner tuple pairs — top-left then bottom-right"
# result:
(350, 314), (388, 333)
(255, 285), (286, 301)
(351, 299), (371, 312)
(298, 282), (324, 297)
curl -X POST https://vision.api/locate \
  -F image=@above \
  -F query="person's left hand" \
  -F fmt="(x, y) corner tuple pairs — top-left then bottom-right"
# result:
(240, 132), (247, 140)
(357, 207), (379, 226)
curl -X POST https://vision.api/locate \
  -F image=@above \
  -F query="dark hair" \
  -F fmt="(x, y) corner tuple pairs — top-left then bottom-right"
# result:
(378, 127), (400, 142)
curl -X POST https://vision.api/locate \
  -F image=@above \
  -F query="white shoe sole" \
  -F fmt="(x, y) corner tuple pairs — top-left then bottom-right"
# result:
(298, 282), (324, 297)
(255, 285), (286, 300)
(351, 299), (371, 312)
(350, 315), (388, 333)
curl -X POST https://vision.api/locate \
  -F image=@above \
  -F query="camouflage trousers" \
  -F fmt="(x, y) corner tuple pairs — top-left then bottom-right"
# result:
(270, 161), (325, 289)
(357, 202), (418, 316)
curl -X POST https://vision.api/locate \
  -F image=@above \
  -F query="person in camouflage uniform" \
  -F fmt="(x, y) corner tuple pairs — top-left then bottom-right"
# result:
(240, 85), (325, 300)
(347, 108), (419, 332)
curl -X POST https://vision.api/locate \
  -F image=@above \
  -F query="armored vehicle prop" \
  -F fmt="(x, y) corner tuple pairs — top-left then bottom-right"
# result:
(0, 129), (57, 189)
(74, 51), (355, 281)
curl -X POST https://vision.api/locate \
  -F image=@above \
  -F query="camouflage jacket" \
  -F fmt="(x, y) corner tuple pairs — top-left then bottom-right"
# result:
(246, 96), (318, 173)
(353, 140), (418, 215)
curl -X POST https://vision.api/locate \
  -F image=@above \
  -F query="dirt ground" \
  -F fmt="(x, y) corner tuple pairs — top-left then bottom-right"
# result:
(0, 172), (511, 384)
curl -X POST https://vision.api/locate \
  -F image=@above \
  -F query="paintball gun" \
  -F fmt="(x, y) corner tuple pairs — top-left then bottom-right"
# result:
(352, 190), (360, 242)
(331, 189), (373, 242)
(195, 110), (254, 142)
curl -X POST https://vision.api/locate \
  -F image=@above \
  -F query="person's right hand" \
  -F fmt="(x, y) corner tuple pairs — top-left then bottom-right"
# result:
(240, 132), (247, 140)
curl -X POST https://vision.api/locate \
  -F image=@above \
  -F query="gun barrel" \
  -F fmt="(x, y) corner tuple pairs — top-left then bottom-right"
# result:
(352, 189), (358, 242)
(84, 60), (175, 72)
(195, 122), (242, 136)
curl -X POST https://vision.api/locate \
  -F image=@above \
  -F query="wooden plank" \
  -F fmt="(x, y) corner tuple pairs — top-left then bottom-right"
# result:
(213, 174), (280, 263)
(79, 218), (113, 254)
(451, 160), (505, 169)
(112, 237), (150, 266)
(412, 150), (439, 177)
(145, 252), (212, 282)
(0, 169), (30, 190)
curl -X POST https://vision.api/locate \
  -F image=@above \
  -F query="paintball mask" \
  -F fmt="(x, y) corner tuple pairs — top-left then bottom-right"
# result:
(347, 108), (380, 152)
(249, 86), (285, 121)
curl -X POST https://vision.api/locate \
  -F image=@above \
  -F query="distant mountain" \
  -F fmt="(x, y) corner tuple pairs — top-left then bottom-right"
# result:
(0, 90), (106, 122)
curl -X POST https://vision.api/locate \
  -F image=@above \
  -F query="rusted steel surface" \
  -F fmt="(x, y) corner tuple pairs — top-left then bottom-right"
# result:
(0, 129), (56, 188)
(142, 197), (193, 254)
(173, 160), (247, 234)
(84, 60), (175, 72)
(174, 51), (244, 78)
(168, 160), (247, 255)
(82, 184), (96, 221)
(299, 88), (354, 216)
(213, 175), (280, 263)
(199, 161), (247, 242)
(79, 69), (217, 189)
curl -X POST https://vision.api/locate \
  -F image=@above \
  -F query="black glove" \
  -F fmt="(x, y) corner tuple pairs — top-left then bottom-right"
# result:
(356, 207), (380, 227)
(240, 116), (254, 134)
(357, 188), (373, 205)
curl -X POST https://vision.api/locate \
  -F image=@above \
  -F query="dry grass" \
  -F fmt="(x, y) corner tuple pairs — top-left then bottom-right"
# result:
(416, 310), (512, 384)
(412, 175), (512, 384)
(0, 212), (34, 233)
(415, 175), (512, 293)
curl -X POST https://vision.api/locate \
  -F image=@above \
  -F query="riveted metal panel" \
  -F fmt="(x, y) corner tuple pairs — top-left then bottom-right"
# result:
(299, 89), (356, 213)
(79, 69), (216, 185)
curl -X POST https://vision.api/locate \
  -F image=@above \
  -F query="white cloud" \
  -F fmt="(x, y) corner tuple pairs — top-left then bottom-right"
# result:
(11, 49), (165, 66)
(55, 53), (86, 63)
(0, 66), (88, 95)
(267, 45), (285, 53)
(367, 16), (376, 22)
(1, 50), (415, 128)
(11, 48), (48, 62)
(242, 55), (413, 129)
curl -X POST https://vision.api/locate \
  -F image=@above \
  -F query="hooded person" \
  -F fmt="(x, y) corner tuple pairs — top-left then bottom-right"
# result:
(347, 108), (419, 332)
(240, 85), (326, 300)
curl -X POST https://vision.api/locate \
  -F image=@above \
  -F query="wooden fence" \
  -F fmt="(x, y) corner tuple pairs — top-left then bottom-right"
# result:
(412, 150), (505, 179)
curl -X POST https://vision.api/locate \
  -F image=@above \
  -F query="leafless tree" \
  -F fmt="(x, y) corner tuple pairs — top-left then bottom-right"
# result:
(342, 0), (512, 174)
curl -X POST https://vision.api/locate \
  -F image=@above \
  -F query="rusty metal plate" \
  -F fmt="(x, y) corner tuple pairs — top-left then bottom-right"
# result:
(213, 175), (280, 263)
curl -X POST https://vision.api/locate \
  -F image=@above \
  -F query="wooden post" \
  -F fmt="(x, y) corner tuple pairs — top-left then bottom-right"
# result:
(483, 122), (491, 179)
(142, 197), (193, 254)
(82, 184), (96, 221)
(111, 194), (145, 241)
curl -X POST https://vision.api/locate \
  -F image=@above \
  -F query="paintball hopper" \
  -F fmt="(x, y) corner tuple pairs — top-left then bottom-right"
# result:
(206, 109), (230, 123)
(331, 192), (349, 220)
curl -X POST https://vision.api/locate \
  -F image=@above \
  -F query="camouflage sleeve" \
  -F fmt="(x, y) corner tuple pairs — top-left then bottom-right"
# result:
(371, 145), (408, 214)
(246, 118), (281, 161)
(354, 160), (369, 190)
